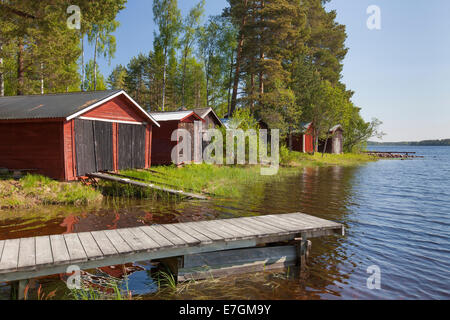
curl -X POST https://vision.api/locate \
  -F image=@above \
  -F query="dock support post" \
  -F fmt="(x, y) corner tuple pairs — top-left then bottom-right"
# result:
(157, 256), (184, 285)
(10, 279), (28, 300)
(295, 233), (311, 273)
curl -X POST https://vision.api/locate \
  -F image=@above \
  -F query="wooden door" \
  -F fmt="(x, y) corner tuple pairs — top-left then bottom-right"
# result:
(74, 119), (113, 176)
(118, 123), (146, 170)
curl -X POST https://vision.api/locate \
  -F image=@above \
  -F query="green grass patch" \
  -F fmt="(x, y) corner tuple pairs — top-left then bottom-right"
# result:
(0, 174), (103, 210)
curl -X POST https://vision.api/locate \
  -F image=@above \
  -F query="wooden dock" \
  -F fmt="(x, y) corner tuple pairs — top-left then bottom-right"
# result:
(0, 213), (344, 298)
(87, 172), (208, 200)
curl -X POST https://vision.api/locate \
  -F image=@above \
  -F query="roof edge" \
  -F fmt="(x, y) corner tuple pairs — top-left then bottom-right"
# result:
(66, 90), (160, 127)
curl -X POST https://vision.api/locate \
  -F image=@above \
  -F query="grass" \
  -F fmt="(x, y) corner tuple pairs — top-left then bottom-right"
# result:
(117, 150), (376, 199)
(280, 146), (377, 167)
(0, 174), (103, 210)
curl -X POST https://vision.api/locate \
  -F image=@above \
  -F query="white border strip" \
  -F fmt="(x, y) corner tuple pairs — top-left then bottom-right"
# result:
(78, 116), (147, 125)
(66, 90), (160, 127)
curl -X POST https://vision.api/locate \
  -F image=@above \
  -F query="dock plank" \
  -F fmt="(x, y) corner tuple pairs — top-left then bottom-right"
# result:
(162, 224), (201, 245)
(170, 223), (213, 243)
(91, 231), (118, 256)
(151, 225), (187, 246)
(78, 232), (103, 259)
(50, 235), (70, 264)
(0, 240), (5, 262)
(64, 234), (87, 262)
(103, 230), (134, 254)
(18, 237), (36, 269)
(182, 222), (224, 241)
(139, 226), (174, 248)
(128, 227), (160, 250)
(0, 239), (20, 271)
(116, 228), (149, 252)
(35, 236), (53, 265)
(194, 221), (237, 240)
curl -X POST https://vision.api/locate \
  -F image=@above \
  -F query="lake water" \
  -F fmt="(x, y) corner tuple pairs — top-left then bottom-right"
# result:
(0, 146), (449, 299)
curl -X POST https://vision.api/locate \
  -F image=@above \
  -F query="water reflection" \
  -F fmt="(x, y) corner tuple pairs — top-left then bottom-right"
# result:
(1, 149), (449, 299)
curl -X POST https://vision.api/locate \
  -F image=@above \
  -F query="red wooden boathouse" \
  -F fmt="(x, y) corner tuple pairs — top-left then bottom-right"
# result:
(150, 111), (204, 165)
(0, 90), (159, 181)
(290, 122), (315, 153)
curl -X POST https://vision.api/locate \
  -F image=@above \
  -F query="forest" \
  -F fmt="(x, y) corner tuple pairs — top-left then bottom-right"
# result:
(0, 0), (382, 152)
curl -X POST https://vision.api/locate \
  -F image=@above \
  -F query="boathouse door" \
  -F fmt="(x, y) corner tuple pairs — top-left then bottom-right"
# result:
(74, 119), (114, 176)
(118, 123), (146, 170)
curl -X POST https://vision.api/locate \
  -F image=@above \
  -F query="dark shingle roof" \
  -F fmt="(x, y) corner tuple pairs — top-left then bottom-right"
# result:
(0, 90), (122, 120)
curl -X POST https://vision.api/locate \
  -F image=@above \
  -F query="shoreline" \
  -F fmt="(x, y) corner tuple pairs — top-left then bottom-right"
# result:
(0, 153), (376, 211)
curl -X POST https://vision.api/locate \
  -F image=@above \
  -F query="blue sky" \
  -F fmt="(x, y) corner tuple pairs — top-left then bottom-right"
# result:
(87, 0), (450, 142)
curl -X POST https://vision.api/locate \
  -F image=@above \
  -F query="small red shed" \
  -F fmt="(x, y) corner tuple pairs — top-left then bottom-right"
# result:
(150, 111), (204, 165)
(0, 90), (159, 181)
(290, 122), (314, 153)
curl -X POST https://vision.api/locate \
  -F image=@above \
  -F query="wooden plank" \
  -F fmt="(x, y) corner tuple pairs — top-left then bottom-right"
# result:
(35, 236), (53, 265)
(214, 220), (257, 237)
(18, 237), (35, 269)
(223, 219), (271, 237)
(170, 223), (213, 243)
(64, 234), (87, 262)
(253, 216), (302, 232)
(285, 213), (340, 227)
(238, 217), (289, 234)
(127, 227), (160, 250)
(116, 228), (148, 252)
(194, 221), (236, 240)
(91, 231), (118, 256)
(150, 225), (188, 246)
(103, 230), (134, 254)
(225, 218), (274, 236)
(0, 239), (20, 271)
(182, 222), (224, 241)
(78, 232), (103, 259)
(179, 245), (298, 282)
(0, 240), (5, 262)
(88, 172), (208, 200)
(162, 224), (201, 245)
(264, 214), (314, 230)
(207, 220), (252, 239)
(50, 235), (70, 264)
(139, 226), (174, 248)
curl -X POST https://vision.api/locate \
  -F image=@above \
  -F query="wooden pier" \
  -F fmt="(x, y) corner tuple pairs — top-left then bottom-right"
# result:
(0, 213), (344, 299)
(87, 172), (208, 200)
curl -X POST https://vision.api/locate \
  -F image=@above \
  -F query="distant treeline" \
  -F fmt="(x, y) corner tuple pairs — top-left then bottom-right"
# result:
(368, 139), (450, 146)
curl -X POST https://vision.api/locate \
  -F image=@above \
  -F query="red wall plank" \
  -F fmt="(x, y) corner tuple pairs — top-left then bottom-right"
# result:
(82, 95), (147, 123)
(0, 121), (65, 180)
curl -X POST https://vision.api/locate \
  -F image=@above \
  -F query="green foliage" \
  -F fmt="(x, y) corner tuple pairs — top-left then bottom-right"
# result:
(84, 60), (107, 91)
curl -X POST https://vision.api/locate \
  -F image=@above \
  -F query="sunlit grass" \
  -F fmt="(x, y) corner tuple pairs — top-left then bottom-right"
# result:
(0, 174), (103, 210)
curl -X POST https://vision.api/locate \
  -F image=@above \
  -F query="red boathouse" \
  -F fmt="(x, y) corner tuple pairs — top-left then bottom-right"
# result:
(290, 122), (315, 153)
(150, 111), (204, 165)
(0, 90), (159, 181)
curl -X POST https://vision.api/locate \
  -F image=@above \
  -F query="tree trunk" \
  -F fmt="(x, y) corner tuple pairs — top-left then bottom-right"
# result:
(322, 133), (329, 157)
(227, 50), (234, 116)
(81, 33), (85, 91)
(181, 48), (188, 107)
(93, 33), (98, 91)
(0, 43), (4, 97)
(259, 0), (265, 98)
(162, 48), (167, 111)
(17, 39), (24, 96)
(40, 62), (44, 94)
(230, 0), (248, 116)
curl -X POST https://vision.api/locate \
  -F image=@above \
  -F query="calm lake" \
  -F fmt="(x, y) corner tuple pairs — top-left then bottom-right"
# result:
(1, 146), (449, 299)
